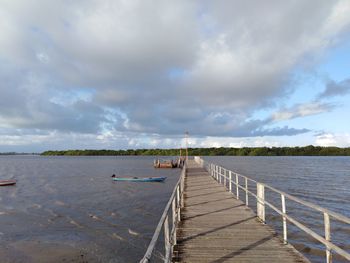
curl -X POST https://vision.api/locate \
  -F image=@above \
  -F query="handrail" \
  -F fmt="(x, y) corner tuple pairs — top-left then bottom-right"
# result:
(140, 163), (186, 263)
(212, 165), (350, 225)
(196, 157), (350, 263)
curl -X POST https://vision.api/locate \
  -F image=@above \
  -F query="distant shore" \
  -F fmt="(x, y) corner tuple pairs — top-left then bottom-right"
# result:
(0, 152), (39, 156)
(40, 146), (350, 156)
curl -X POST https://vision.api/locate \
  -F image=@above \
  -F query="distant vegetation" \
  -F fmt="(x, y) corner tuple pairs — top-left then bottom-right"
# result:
(0, 152), (37, 155)
(41, 146), (350, 156)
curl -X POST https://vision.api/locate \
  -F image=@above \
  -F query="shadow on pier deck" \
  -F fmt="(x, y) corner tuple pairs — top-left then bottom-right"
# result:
(173, 161), (309, 263)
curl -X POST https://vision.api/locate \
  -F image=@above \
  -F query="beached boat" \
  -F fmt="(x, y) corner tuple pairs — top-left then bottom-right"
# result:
(0, 179), (17, 186)
(112, 176), (166, 182)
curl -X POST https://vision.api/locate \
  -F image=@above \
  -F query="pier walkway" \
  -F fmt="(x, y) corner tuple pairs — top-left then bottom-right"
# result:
(173, 160), (308, 262)
(140, 157), (350, 263)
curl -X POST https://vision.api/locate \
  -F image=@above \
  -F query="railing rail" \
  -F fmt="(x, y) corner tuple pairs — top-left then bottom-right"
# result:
(195, 157), (350, 263)
(140, 163), (186, 263)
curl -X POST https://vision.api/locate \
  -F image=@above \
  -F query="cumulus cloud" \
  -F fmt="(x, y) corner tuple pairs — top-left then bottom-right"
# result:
(1, 0), (350, 150)
(315, 132), (350, 147)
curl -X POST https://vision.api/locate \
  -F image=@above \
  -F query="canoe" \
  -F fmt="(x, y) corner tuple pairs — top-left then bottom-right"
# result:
(112, 177), (166, 182)
(0, 180), (17, 186)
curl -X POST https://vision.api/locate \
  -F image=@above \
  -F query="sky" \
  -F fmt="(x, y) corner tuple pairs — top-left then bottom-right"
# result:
(1, 0), (350, 152)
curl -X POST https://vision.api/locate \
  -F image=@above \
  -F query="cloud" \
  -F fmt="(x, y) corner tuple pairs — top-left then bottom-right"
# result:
(318, 78), (350, 99)
(272, 102), (335, 121)
(251, 126), (310, 137)
(0, 68), (107, 133)
(1, 0), (350, 150)
(315, 132), (350, 147)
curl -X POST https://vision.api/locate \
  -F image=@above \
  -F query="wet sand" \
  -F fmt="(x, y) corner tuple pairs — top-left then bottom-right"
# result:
(0, 240), (98, 263)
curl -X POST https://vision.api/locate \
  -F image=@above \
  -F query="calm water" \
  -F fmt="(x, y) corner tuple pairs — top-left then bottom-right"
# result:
(0, 156), (180, 263)
(205, 156), (350, 263)
(0, 156), (349, 262)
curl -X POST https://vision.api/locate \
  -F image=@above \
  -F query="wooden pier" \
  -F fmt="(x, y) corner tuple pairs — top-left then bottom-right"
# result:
(140, 157), (350, 263)
(173, 160), (308, 262)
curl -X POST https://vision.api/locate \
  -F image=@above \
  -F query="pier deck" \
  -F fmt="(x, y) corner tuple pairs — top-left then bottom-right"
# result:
(173, 161), (308, 262)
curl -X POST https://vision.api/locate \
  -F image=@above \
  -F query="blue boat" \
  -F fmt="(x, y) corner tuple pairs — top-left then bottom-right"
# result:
(112, 176), (166, 182)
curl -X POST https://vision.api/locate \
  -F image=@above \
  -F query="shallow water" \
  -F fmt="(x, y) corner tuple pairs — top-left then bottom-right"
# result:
(205, 156), (350, 263)
(0, 156), (180, 262)
(0, 156), (349, 262)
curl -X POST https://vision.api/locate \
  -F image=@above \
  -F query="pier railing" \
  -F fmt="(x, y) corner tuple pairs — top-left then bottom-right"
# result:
(195, 157), (350, 263)
(140, 163), (186, 263)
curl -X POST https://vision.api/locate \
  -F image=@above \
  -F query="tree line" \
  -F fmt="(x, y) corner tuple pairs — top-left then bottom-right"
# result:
(41, 146), (350, 156)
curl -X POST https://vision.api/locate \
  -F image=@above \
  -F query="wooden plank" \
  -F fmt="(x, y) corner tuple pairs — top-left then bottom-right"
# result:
(173, 160), (309, 263)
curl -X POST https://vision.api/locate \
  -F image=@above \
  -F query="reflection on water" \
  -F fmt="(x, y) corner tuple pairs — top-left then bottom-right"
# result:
(205, 156), (350, 263)
(0, 156), (180, 262)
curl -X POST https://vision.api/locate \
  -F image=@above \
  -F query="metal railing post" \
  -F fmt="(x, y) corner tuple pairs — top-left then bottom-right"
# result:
(324, 212), (332, 263)
(164, 216), (170, 262)
(229, 171), (232, 192)
(172, 199), (177, 245)
(257, 183), (265, 223)
(221, 167), (224, 185)
(245, 177), (249, 206)
(224, 169), (226, 187)
(235, 174), (239, 200)
(281, 194), (287, 244)
(180, 172), (185, 208)
(176, 186), (180, 222)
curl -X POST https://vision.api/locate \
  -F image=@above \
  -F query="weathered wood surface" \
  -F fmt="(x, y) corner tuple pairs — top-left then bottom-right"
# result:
(173, 160), (309, 263)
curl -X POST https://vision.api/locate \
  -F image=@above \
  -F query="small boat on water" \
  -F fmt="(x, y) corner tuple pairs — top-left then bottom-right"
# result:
(112, 176), (166, 182)
(154, 158), (184, 168)
(154, 160), (176, 168)
(0, 179), (17, 186)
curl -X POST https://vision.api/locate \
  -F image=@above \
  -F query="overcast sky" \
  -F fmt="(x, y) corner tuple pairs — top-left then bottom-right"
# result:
(1, 0), (350, 152)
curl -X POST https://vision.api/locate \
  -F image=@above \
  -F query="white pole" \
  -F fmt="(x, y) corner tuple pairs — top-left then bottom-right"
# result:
(164, 216), (170, 262)
(172, 199), (177, 245)
(281, 194), (287, 244)
(229, 171), (232, 192)
(245, 177), (249, 206)
(257, 183), (265, 223)
(324, 212), (332, 263)
(224, 169), (226, 187)
(235, 174), (239, 200)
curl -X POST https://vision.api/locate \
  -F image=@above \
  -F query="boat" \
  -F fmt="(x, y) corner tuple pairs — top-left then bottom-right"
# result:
(154, 159), (177, 168)
(112, 176), (166, 182)
(153, 132), (188, 169)
(0, 179), (17, 186)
